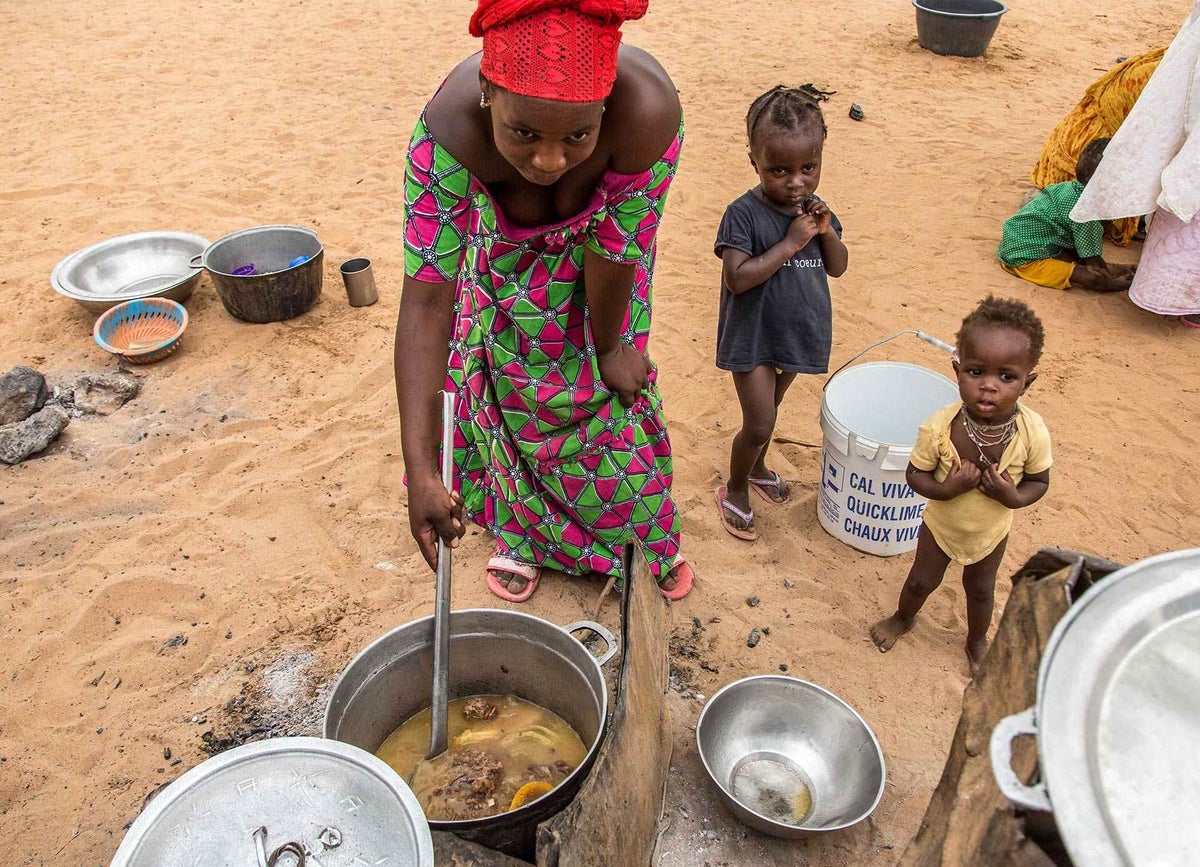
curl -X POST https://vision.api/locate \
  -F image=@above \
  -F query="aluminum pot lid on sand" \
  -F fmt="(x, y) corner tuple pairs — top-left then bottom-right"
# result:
(110, 737), (433, 866)
(991, 548), (1200, 867)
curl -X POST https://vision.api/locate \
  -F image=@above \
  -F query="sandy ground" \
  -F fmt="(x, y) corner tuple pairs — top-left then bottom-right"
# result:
(2, 0), (1197, 864)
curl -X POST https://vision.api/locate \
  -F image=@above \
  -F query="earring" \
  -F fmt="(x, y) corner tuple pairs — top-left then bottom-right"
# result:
(480, 91), (491, 109)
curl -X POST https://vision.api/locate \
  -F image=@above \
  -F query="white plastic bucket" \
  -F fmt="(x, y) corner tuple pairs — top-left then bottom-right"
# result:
(818, 362), (958, 556)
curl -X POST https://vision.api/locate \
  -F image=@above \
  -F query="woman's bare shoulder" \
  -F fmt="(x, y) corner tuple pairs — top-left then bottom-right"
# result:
(606, 46), (682, 174)
(423, 55), (489, 163)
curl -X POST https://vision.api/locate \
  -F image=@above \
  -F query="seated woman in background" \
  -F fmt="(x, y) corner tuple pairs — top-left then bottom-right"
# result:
(1031, 48), (1164, 246)
(998, 139), (1133, 293)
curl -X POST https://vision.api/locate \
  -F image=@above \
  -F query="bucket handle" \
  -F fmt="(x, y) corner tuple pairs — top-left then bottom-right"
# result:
(989, 706), (1052, 812)
(823, 330), (955, 391)
(188, 253), (205, 270)
(563, 620), (619, 667)
(847, 431), (890, 464)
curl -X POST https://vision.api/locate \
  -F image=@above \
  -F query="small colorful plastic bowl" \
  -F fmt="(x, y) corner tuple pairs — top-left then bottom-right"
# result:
(93, 298), (189, 364)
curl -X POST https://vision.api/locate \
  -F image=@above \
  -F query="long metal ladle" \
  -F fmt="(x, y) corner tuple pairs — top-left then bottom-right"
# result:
(427, 389), (456, 759)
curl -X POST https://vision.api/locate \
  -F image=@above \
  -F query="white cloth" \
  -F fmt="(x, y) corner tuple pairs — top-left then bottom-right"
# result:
(1128, 210), (1200, 314)
(1072, 1), (1200, 223)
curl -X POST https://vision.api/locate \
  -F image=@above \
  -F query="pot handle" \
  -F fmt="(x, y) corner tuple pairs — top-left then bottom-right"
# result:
(188, 254), (205, 270)
(563, 620), (619, 667)
(990, 706), (1052, 812)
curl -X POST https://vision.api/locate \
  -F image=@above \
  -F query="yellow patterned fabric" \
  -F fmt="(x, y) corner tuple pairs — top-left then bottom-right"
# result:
(1031, 48), (1166, 245)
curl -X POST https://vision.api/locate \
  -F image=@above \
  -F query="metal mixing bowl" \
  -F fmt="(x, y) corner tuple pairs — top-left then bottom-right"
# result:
(696, 676), (885, 837)
(51, 231), (209, 314)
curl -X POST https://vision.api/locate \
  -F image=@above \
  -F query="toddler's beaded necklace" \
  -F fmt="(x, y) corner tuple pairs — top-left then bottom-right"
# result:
(961, 405), (1018, 464)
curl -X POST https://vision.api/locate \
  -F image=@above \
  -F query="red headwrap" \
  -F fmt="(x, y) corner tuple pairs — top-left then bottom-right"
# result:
(470, 0), (649, 102)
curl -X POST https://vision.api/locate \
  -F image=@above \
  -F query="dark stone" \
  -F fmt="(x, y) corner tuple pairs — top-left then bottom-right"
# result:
(68, 371), (141, 416)
(746, 596), (760, 608)
(433, 831), (533, 866)
(747, 628), (761, 649)
(0, 366), (48, 425)
(159, 634), (188, 651)
(0, 405), (69, 464)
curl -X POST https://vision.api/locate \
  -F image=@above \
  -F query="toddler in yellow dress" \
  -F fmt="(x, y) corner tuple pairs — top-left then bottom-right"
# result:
(870, 297), (1052, 675)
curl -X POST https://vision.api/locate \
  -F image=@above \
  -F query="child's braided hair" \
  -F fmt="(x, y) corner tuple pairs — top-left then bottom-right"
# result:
(958, 296), (1046, 367)
(746, 85), (828, 148)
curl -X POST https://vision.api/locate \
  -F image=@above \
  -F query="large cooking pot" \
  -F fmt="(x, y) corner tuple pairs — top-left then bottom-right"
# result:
(110, 738), (434, 866)
(990, 548), (1200, 866)
(191, 225), (323, 323)
(324, 608), (617, 859)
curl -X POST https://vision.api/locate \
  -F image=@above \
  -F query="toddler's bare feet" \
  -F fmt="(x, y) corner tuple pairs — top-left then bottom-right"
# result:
(869, 614), (913, 651)
(966, 639), (988, 676)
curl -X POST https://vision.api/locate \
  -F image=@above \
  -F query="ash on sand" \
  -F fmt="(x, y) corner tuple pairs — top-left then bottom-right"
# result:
(200, 650), (335, 755)
(670, 616), (720, 701)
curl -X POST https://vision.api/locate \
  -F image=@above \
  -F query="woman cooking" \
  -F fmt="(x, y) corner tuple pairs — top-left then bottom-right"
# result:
(395, 0), (695, 602)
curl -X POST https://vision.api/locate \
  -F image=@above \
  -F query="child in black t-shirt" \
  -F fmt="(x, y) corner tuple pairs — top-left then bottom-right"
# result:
(713, 85), (849, 542)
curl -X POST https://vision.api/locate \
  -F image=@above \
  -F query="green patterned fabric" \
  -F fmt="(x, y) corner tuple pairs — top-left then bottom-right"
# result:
(402, 113), (687, 582)
(998, 180), (1103, 266)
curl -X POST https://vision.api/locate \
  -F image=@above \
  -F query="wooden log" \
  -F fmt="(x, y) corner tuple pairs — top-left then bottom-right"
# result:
(898, 549), (1124, 867)
(536, 544), (672, 867)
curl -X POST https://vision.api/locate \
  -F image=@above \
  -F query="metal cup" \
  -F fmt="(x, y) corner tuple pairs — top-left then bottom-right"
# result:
(339, 257), (378, 307)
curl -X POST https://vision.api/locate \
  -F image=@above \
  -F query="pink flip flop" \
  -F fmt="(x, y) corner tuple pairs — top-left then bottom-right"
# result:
(660, 555), (695, 601)
(486, 556), (541, 603)
(715, 486), (758, 541)
(1180, 314), (1200, 329)
(748, 471), (790, 504)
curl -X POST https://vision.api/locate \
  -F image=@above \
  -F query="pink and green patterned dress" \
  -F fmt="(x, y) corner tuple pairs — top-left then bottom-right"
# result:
(403, 113), (684, 582)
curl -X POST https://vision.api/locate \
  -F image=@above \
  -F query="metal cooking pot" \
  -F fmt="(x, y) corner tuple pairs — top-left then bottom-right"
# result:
(110, 738), (434, 866)
(191, 225), (323, 323)
(990, 548), (1200, 866)
(324, 608), (617, 859)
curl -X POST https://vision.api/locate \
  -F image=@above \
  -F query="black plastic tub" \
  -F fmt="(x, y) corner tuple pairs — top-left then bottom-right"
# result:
(913, 0), (1007, 57)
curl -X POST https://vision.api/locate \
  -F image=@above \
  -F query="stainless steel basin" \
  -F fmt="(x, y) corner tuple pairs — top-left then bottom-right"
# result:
(696, 676), (885, 837)
(51, 231), (209, 313)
